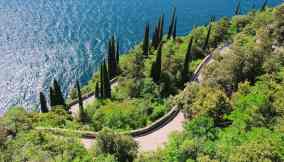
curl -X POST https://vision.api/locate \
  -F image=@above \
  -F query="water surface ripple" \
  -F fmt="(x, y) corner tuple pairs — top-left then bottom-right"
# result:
(0, 0), (282, 112)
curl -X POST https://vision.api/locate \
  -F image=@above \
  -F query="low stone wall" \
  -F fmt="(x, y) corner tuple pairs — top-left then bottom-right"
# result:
(41, 54), (212, 139)
(127, 106), (180, 137)
(36, 127), (97, 138)
(191, 54), (212, 81)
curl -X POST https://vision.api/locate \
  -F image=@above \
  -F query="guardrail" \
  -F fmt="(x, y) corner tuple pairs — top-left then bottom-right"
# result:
(38, 54), (212, 140)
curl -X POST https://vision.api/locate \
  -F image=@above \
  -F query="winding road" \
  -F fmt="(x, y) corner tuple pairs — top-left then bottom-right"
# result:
(68, 53), (214, 152)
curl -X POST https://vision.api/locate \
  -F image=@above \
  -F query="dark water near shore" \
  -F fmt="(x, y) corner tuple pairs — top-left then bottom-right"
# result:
(0, 0), (282, 113)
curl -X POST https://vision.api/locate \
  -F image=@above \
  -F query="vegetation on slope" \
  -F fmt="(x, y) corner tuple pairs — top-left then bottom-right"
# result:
(0, 2), (283, 162)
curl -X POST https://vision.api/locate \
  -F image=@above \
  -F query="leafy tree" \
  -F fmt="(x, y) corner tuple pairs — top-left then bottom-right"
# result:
(39, 92), (48, 113)
(273, 4), (284, 45)
(94, 128), (138, 162)
(173, 83), (232, 125)
(228, 128), (284, 162)
(94, 154), (117, 162)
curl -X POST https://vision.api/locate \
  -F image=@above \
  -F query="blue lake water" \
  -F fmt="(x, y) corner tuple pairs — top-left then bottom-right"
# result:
(0, 0), (282, 113)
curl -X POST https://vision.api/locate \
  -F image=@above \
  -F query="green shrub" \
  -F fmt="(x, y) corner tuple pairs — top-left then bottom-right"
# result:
(94, 129), (138, 162)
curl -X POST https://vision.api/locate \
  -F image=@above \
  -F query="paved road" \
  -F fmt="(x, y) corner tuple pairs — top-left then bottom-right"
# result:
(134, 112), (185, 152)
(77, 52), (215, 152)
(80, 112), (185, 152)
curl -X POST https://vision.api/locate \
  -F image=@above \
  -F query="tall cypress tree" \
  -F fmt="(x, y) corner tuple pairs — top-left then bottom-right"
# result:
(173, 17), (177, 40)
(151, 15), (164, 50)
(103, 61), (111, 98)
(100, 64), (105, 98)
(168, 7), (176, 39)
(108, 37), (116, 79)
(116, 40), (120, 64)
(235, 1), (241, 15)
(53, 79), (66, 108)
(143, 23), (150, 57)
(49, 87), (56, 107)
(95, 82), (100, 98)
(260, 0), (267, 11)
(106, 35), (120, 79)
(39, 92), (48, 113)
(151, 43), (162, 84)
(202, 22), (212, 51)
(181, 37), (193, 84)
(158, 15), (164, 42)
(152, 26), (159, 49)
(76, 80), (85, 122)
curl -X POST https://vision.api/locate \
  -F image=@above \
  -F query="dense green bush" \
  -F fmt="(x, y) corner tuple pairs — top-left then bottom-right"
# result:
(134, 5), (284, 162)
(172, 83), (232, 125)
(85, 98), (168, 131)
(94, 129), (138, 162)
(0, 107), (92, 162)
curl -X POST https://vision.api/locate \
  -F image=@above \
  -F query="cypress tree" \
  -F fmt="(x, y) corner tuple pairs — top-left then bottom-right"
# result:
(151, 15), (164, 50)
(53, 79), (66, 107)
(107, 35), (119, 79)
(202, 22), (212, 51)
(235, 1), (241, 15)
(108, 39), (115, 79)
(152, 26), (159, 49)
(151, 43), (163, 84)
(143, 23), (150, 57)
(103, 61), (111, 98)
(76, 80), (85, 122)
(168, 7), (176, 39)
(100, 64), (105, 98)
(158, 15), (164, 42)
(173, 17), (177, 40)
(39, 92), (48, 113)
(49, 87), (56, 107)
(116, 40), (120, 64)
(95, 82), (100, 98)
(260, 0), (267, 12)
(182, 37), (193, 84)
